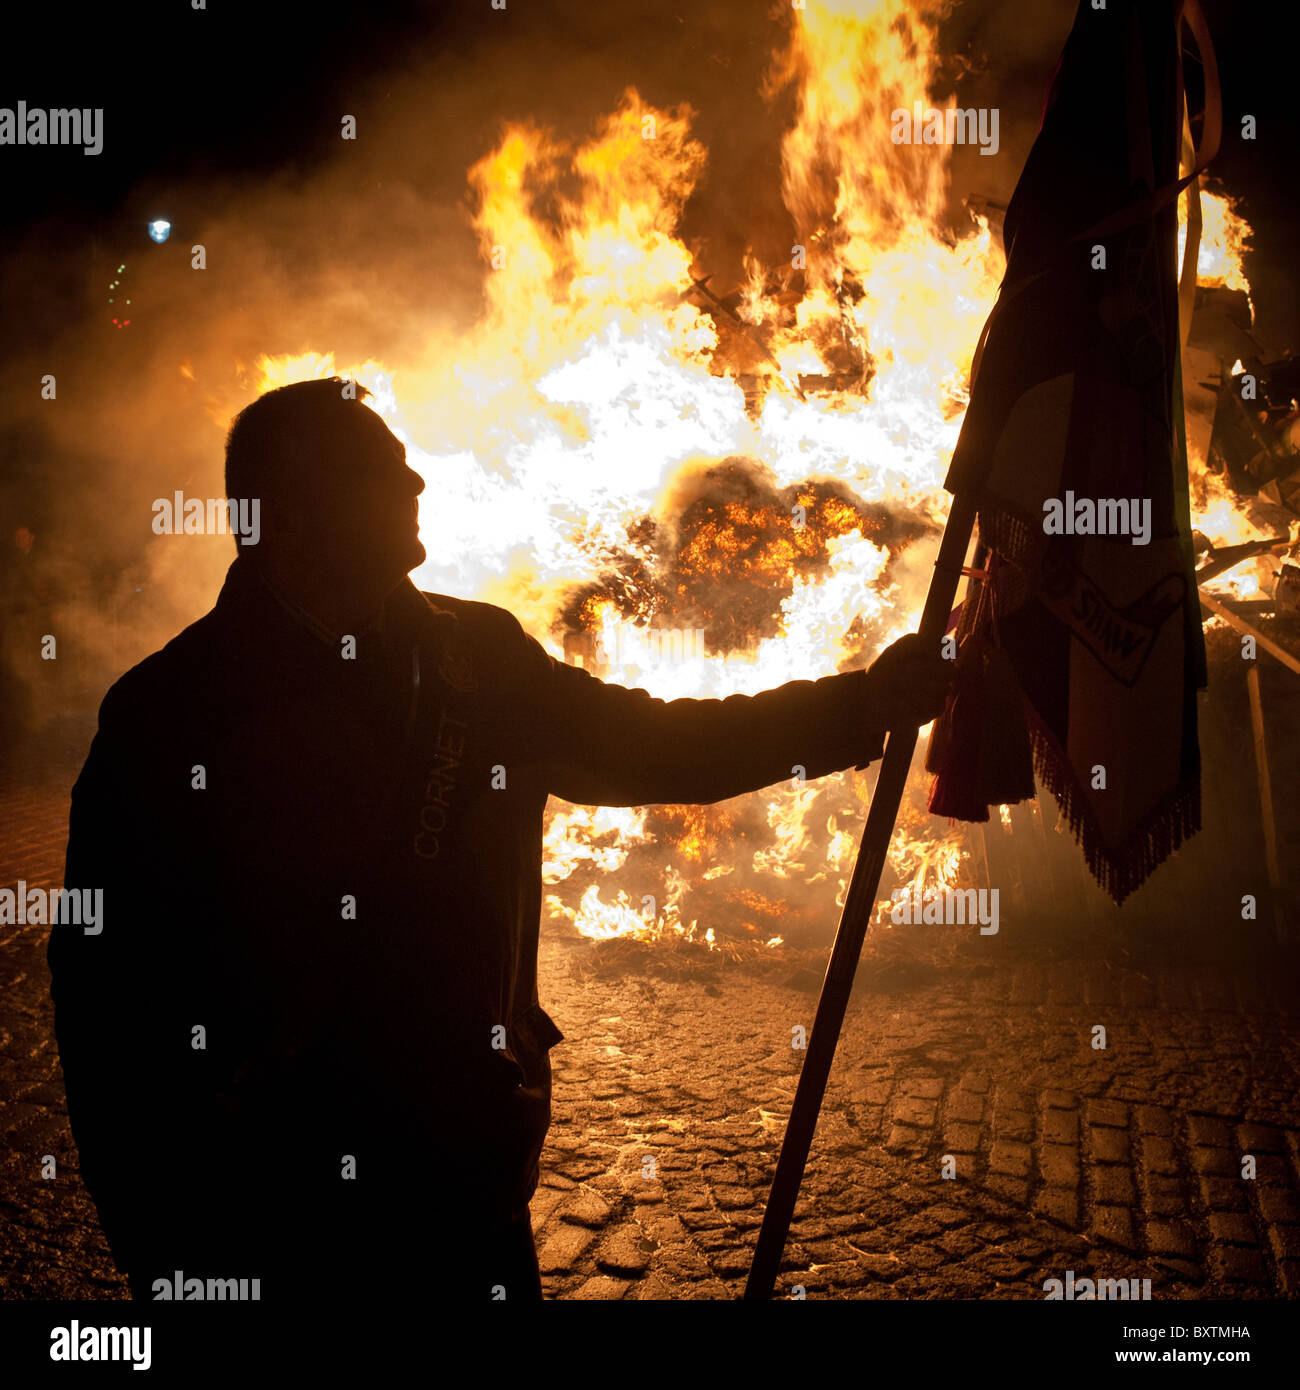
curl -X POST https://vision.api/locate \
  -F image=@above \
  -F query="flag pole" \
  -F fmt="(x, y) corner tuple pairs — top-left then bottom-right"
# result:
(744, 489), (978, 1300)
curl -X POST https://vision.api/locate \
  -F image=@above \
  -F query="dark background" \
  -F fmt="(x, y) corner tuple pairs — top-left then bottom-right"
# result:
(2, 1), (1294, 333)
(2, 1), (1295, 341)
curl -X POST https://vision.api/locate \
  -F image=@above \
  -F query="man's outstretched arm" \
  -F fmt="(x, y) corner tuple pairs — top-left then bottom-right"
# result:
(527, 631), (951, 807)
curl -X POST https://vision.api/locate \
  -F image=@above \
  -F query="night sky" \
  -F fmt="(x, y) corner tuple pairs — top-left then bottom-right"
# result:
(4, 2), (1296, 323)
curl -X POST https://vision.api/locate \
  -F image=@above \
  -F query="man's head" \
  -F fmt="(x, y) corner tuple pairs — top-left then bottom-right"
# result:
(225, 378), (426, 605)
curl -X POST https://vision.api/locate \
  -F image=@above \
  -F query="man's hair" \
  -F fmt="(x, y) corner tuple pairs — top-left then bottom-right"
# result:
(224, 377), (375, 546)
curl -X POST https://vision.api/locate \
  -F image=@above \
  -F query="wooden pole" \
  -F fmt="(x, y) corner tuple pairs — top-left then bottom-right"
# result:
(744, 492), (977, 1300)
(1245, 664), (1286, 944)
(1199, 590), (1300, 676)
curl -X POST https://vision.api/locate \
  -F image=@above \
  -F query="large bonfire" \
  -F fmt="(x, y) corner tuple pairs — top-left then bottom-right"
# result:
(248, 0), (1261, 950)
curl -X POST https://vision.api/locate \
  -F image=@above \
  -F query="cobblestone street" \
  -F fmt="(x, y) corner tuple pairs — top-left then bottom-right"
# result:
(3, 714), (1299, 1300)
(532, 936), (1300, 1299)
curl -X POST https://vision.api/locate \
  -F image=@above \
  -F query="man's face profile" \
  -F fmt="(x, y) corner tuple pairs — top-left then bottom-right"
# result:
(324, 412), (427, 581)
(267, 404), (427, 595)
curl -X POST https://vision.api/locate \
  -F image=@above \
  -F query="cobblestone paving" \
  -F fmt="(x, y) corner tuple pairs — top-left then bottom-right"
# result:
(1, 719), (126, 1299)
(533, 942), (1300, 1300)
(3, 714), (1298, 1300)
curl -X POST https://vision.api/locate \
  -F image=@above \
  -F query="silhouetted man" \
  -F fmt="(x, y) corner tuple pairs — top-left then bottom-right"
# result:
(48, 378), (950, 1302)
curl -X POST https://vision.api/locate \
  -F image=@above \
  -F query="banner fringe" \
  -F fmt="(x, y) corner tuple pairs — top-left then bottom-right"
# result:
(1024, 708), (1201, 906)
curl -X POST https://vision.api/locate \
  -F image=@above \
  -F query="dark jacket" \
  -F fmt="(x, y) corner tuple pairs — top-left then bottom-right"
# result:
(48, 555), (884, 1283)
